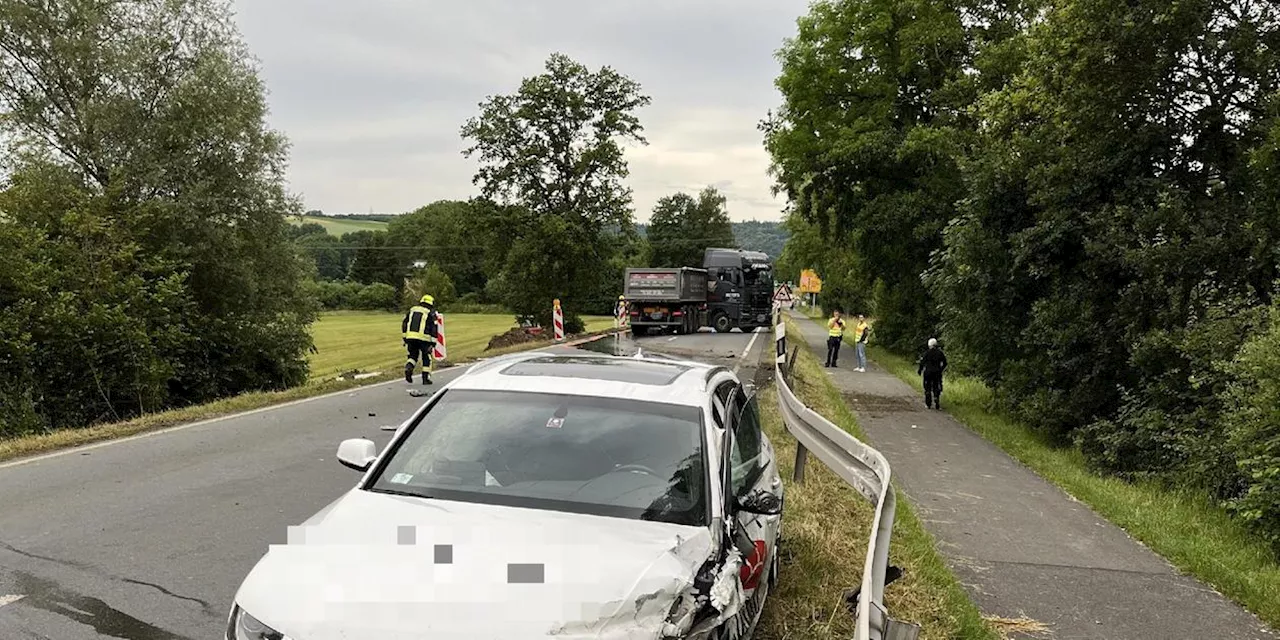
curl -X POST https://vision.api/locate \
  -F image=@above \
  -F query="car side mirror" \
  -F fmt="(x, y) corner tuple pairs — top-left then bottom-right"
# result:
(336, 438), (378, 472)
(734, 488), (783, 516)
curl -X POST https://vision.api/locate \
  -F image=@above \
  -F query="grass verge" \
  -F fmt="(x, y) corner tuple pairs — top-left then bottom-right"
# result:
(755, 318), (998, 640)
(309, 311), (615, 381)
(870, 345), (1280, 630)
(0, 319), (620, 465)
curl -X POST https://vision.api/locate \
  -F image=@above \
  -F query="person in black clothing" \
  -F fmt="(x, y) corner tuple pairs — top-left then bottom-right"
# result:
(402, 294), (439, 384)
(917, 337), (948, 409)
(825, 309), (846, 368)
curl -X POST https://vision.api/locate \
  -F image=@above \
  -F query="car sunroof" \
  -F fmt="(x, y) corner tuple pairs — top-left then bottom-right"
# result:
(499, 356), (689, 386)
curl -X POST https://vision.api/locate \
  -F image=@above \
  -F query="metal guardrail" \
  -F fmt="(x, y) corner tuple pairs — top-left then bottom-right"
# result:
(771, 309), (920, 640)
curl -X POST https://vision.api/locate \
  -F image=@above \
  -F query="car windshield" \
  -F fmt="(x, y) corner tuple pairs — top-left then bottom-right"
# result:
(367, 389), (708, 526)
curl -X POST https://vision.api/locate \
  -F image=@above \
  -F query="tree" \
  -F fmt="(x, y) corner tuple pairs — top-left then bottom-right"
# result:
(647, 186), (736, 268)
(343, 230), (407, 288)
(460, 52), (650, 326)
(929, 0), (1280, 442)
(290, 224), (349, 280)
(403, 264), (457, 309)
(0, 0), (315, 432)
(388, 200), (491, 297)
(762, 0), (973, 351)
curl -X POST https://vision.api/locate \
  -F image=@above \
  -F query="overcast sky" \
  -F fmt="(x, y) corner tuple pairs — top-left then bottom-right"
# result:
(230, 0), (810, 222)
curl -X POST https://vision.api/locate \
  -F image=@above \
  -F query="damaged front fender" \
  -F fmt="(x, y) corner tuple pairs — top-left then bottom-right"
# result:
(680, 548), (744, 639)
(547, 539), (747, 640)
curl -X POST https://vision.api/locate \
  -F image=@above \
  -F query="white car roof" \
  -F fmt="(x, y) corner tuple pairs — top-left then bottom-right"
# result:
(448, 351), (730, 407)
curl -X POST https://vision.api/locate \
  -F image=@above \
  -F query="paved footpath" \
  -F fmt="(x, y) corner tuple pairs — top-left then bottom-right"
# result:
(790, 311), (1276, 640)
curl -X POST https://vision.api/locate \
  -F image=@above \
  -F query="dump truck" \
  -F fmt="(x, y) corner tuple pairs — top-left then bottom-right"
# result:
(623, 248), (775, 337)
(623, 267), (709, 337)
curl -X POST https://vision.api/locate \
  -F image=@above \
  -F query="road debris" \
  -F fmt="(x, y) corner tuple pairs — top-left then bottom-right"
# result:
(984, 614), (1052, 638)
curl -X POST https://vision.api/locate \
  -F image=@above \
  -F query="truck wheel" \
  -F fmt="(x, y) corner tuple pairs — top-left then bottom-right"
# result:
(712, 313), (732, 333)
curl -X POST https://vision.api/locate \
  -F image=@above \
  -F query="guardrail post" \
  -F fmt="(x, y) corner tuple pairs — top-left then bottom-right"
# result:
(774, 309), (786, 366)
(793, 443), (809, 484)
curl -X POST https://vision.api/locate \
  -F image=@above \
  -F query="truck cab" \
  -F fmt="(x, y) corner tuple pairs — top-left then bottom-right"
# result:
(703, 248), (775, 333)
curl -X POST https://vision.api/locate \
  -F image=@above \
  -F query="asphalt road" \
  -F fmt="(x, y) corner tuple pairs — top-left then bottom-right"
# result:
(0, 328), (767, 640)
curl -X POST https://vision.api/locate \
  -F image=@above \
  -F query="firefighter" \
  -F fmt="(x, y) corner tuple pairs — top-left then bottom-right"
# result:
(402, 294), (439, 385)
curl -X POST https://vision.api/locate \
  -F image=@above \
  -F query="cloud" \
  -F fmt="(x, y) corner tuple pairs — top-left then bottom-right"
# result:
(232, 0), (809, 221)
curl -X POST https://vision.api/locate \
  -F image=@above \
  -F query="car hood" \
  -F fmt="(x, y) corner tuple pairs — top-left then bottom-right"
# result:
(233, 488), (717, 640)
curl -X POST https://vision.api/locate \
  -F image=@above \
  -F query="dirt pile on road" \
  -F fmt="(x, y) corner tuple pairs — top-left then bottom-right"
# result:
(485, 328), (546, 351)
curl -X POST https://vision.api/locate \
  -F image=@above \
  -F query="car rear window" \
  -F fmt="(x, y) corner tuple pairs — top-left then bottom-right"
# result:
(367, 389), (708, 526)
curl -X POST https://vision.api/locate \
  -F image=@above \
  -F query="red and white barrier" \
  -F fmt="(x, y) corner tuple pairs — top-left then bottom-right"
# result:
(616, 298), (629, 329)
(433, 313), (447, 360)
(553, 299), (565, 341)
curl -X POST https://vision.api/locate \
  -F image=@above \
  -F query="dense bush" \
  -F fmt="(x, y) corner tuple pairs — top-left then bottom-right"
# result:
(1222, 305), (1280, 547)
(308, 280), (400, 311)
(353, 283), (397, 311)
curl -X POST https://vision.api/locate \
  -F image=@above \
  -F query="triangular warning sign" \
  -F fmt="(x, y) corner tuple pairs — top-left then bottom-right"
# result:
(773, 283), (794, 302)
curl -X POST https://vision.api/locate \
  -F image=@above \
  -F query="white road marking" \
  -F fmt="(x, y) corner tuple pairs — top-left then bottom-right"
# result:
(733, 327), (763, 374)
(0, 594), (24, 608)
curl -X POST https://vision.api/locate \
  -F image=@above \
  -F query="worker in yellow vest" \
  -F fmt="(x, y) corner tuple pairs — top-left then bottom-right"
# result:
(825, 309), (846, 368)
(402, 294), (438, 384)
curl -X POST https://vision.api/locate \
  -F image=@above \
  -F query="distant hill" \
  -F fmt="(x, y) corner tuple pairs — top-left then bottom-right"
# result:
(732, 220), (788, 259)
(635, 220), (788, 259)
(293, 213), (789, 259)
(289, 214), (388, 236)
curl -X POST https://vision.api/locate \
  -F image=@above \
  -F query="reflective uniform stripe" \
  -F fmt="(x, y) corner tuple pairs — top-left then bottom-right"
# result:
(403, 306), (435, 341)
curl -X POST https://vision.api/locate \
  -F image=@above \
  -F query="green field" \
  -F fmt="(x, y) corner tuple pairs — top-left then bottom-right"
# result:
(291, 215), (388, 236)
(309, 311), (617, 380)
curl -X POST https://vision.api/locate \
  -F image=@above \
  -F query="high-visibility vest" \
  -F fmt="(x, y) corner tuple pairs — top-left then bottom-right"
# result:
(403, 305), (437, 341)
(828, 318), (845, 337)
(856, 322), (870, 342)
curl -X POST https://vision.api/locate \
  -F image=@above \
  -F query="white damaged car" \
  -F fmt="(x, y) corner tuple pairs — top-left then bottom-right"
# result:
(226, 352), (784, 640)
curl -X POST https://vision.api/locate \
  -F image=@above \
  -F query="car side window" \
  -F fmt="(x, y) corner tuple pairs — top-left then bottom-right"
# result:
(728, 389), (764, 498)
(711, 380), (736, 428)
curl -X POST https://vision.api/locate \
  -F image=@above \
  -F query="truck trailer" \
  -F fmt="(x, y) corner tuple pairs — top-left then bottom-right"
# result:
(623, 248), (775, 337)
(623, 267), (708, 337)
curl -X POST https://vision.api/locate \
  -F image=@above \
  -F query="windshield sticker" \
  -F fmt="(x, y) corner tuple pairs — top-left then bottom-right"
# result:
(390, 473), (414, 484)
(545, 416), (565, 429)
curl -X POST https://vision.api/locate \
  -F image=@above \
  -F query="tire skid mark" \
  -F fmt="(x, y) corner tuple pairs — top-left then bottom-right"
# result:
(0, 541), (215, 614)
(9, 569), (195, 640)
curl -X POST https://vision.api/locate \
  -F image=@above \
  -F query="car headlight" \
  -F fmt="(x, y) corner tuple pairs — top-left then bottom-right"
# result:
(227, 605), (285, 640)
